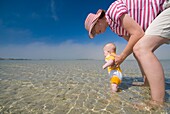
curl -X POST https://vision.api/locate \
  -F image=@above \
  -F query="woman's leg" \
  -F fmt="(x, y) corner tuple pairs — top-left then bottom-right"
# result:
(133, 53), (149, 86)
(133, 35), (170, 103)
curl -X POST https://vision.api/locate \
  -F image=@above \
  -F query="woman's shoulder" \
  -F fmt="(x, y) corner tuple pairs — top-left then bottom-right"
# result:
(106, 0), (127, 18)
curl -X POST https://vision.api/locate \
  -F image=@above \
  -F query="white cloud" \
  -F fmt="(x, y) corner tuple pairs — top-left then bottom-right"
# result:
(0, 41), (103, 59)
(0, 41), (169, 60)
(50, 0), (58, 21)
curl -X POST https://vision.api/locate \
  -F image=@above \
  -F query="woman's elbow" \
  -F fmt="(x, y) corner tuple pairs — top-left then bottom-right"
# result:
(137, 29), (144, 39)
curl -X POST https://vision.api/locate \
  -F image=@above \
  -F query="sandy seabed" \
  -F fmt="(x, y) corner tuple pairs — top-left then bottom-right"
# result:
(0, 60), (170, 114)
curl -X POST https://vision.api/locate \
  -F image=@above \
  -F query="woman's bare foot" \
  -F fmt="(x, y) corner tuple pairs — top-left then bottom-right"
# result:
(133, 100), (164, 111)
(149, 100), (164, 107)
(132, 82), (149, 87)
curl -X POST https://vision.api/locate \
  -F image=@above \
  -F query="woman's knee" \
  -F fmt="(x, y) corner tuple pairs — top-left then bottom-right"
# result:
(133, 42), (146, 58)
(133, 35), (156, 58)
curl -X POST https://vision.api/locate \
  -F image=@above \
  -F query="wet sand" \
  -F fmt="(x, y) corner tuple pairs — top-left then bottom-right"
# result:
(0, 60), (170, 114)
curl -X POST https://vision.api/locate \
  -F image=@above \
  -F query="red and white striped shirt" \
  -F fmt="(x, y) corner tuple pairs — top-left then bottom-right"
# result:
(106, 0), (165, 37)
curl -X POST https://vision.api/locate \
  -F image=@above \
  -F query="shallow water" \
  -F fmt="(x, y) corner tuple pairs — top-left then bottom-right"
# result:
(0, 60), (170, 114)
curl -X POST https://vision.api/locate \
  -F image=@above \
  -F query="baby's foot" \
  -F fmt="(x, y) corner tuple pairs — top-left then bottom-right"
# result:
(110, 83), (118, 93)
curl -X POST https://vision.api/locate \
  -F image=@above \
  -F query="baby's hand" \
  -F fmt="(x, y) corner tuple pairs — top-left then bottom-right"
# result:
(102, 65), (106, 69)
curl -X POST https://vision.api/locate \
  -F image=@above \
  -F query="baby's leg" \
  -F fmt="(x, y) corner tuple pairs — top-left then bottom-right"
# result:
(110, 75), (121, 92)
(110, 83), (118, 92)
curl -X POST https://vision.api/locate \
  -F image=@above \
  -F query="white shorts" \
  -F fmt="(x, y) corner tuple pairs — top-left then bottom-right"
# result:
(109, 70), (122, 81)
(145, 8), (170, 40)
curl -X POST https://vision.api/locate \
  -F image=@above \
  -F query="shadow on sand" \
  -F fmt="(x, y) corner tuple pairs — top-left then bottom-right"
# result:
(119, 76), (170, 102)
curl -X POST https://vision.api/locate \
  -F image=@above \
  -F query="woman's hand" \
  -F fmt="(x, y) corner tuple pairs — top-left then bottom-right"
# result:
(115, 54), (125, 66)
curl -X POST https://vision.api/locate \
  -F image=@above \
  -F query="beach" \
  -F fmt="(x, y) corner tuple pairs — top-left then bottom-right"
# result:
(0, 60), (170, 114)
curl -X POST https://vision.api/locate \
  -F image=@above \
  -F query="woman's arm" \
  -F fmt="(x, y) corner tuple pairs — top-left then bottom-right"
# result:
(115, 14), (144, 65)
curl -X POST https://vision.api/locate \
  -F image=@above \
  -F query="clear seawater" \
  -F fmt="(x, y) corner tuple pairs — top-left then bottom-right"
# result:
(0, 60), (170, 114)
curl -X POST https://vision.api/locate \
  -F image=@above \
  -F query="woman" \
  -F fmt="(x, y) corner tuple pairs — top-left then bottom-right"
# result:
(84, 0), (170, 104)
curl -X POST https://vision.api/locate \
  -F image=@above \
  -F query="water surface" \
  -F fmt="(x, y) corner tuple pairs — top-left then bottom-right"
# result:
(0, 60), (170, 114)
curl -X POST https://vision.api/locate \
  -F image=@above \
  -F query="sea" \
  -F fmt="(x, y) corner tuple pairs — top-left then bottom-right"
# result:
(0, 60), (170, 114)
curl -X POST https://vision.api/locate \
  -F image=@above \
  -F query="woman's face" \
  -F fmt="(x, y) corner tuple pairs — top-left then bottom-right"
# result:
(93, 19), (107, 35)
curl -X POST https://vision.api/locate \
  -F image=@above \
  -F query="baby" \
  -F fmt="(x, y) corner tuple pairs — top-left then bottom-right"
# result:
(102, 43), (123, 92)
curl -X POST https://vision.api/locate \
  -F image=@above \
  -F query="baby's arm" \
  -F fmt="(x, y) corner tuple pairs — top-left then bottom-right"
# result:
(103, 59), (115, 69)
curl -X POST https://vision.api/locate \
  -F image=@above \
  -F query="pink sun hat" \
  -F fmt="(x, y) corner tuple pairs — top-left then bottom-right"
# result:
(85, 9), (104, 38)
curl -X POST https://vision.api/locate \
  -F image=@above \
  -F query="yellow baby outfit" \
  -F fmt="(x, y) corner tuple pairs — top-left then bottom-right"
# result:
(105, 53), (123, 85)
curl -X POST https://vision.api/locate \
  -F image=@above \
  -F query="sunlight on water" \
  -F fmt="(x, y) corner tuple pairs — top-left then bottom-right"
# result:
(0, 60), (170, 114)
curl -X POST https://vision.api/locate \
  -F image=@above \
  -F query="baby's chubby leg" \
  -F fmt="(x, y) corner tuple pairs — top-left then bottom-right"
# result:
(110, 83), (118, 92)
(110, 75), (121, 92)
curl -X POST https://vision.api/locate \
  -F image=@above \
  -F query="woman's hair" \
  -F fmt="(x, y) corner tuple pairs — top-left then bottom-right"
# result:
(99, 10), (106, 19)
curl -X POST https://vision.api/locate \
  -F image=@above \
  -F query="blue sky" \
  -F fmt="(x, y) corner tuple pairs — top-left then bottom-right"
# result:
(0, 0), (169, 60)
